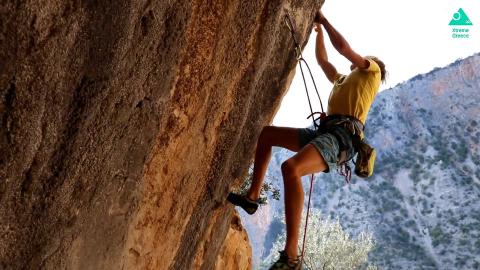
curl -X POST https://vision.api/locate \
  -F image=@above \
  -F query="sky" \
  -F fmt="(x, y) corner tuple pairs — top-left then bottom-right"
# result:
(273, 0), (480, 128)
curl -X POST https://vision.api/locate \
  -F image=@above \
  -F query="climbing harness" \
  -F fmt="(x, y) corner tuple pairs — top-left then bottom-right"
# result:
(284, 12), (323, 269)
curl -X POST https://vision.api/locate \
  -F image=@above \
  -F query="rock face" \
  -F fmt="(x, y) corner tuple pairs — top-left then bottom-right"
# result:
(0, 0), (320, 269)
(214, 211), (252, 270)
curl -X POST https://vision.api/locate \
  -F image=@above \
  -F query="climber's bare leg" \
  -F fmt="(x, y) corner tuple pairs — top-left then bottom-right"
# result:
(246, 126), (302, 201)
(282, 144), (327, 259)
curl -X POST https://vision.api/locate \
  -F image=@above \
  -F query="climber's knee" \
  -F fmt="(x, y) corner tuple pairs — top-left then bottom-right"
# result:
(281, 159), (300, 181)
(258, 126), (274, 146)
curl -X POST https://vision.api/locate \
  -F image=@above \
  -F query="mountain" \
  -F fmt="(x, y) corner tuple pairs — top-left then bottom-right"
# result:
(241, 53), (480, 269)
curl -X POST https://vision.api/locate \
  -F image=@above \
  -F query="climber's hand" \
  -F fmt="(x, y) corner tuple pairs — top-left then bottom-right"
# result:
(314, 23), (321, 32)
(314, 10), (326, 24)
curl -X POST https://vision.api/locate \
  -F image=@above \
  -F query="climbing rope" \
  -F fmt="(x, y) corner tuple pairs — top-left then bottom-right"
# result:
(284, 14), (325, 129)
(284, 12), (324, 268)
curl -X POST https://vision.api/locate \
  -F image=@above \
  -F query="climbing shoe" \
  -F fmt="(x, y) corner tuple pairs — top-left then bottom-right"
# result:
(226, 192), (259, 215)
(268, 250), (302, 270)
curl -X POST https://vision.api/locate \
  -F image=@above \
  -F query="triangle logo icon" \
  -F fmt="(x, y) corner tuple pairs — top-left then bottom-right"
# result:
(449, 8), (473, 26)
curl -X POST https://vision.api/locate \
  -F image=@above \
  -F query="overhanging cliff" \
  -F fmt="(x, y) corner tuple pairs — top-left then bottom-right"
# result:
(0, 0), (321, 269)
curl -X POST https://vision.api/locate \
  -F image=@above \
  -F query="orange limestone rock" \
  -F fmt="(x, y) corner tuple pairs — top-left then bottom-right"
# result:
(0, 0), (320, 269)
(215, 211), (253, 270)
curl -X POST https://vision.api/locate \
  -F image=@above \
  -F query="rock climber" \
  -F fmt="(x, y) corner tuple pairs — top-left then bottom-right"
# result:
(227, 10), (386, 270)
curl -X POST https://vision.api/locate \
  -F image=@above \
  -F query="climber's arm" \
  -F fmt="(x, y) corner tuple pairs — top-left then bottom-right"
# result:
(319, 12), (369, 70)
(314, 23), (337, 83)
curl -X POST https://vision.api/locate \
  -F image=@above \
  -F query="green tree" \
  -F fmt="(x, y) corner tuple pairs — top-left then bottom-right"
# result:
(263, 210), (377, 270)
(235, 168), (280, 204)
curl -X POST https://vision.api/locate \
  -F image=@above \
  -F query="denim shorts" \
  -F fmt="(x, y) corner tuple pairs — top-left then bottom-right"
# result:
(298, 128), (341, 172)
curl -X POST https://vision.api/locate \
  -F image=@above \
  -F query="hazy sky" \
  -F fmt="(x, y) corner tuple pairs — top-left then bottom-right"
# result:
(273, 0), (480, 127)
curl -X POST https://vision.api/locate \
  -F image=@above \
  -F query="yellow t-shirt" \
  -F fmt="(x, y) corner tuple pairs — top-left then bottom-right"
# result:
(327, 58), (381, 124)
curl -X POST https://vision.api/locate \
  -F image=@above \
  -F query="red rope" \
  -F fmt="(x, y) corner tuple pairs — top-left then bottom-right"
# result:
(300, 173), (315, 267)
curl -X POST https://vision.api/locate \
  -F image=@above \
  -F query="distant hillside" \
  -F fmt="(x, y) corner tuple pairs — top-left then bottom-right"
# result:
(241, 53), (480, 269)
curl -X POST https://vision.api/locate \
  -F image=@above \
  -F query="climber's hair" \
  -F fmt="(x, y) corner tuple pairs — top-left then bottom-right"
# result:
(367, 56), (387, 83)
